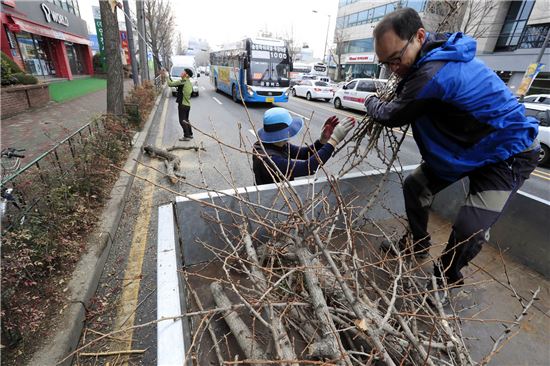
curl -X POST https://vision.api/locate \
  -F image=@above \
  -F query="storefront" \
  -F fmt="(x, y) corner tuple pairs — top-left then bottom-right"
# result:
(1, 0), (93, 80)
(341, 53), (380, 81)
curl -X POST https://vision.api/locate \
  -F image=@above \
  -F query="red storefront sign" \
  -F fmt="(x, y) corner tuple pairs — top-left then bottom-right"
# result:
(346, 54), (375, 63)
(10, 16), (91, 46)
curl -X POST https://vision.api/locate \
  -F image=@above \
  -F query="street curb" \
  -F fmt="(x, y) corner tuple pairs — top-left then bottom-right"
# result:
(26, 89), (166, 366)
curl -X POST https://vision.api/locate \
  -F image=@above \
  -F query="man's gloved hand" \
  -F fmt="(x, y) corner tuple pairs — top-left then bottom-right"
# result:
(328, 117), (356, 146)
(320, 115), (339, 144)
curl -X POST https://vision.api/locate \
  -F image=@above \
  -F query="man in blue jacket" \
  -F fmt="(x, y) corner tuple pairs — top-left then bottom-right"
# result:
(365, 8), (539, 288)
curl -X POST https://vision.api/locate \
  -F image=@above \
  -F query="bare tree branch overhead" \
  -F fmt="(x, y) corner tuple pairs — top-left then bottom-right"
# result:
(144, 0), (175, 74)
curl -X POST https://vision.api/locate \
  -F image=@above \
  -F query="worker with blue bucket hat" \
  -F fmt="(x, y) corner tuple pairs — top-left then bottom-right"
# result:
(253, 107), (355, 185)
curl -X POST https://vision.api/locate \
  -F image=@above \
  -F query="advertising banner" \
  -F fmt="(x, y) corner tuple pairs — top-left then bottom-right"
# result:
(92, 6), (105, 70)
(516, 63), (545, 97)
(120, 30), (131, 65)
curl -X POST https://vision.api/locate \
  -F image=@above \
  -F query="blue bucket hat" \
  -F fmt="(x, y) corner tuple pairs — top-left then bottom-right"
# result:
(258, 107), (304, 143)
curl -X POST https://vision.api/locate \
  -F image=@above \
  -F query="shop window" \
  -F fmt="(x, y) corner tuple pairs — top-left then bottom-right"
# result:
(344, 64), (379, 80)
(15, 32), (42, 75)
(65, 42), (86, 75)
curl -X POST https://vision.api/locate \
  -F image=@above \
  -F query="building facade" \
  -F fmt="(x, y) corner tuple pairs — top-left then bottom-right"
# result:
(473, 0), (549, 95)
(1, 0), (93, 80)
(334, 0), (427, 81)
(334, 0), (549, 94)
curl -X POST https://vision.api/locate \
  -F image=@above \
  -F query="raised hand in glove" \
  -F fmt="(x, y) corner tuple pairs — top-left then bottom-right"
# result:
(320, 115), (340, 144)
(328, 117), (356, 147)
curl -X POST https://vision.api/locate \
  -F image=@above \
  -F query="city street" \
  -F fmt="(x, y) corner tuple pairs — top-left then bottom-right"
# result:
(73, 75), (550, 365)
(2, 1), (549, 365)
(182, 76), (550, 198)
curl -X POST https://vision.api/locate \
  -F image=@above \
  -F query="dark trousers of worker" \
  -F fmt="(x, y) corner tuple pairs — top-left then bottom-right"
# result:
(403, 149), (538, 284)
(177, 104), (193, 138)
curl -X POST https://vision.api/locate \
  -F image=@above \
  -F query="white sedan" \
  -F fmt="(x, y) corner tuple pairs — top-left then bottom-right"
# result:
(291, 80), (334, 101)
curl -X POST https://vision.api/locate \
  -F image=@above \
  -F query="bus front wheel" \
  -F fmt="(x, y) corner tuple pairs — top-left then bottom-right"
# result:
(214, 78), (218, 92)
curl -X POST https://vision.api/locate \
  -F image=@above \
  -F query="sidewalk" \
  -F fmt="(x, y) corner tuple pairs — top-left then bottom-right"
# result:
(1, 79), (134, 164)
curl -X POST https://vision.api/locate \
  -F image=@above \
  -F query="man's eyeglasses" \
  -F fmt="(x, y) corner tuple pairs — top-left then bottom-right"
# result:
(378, 34), (416, 68)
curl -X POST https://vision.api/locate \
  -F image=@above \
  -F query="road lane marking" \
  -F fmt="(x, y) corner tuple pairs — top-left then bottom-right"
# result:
(212, 96), (223, 105)
(110, 96), (169, 362)
(531, 171), (550, 181)
(249, 129), (257, 137)
(534, 168), (550, 177)
(287, 109), (310, 121)
(201, 86), (205, 90)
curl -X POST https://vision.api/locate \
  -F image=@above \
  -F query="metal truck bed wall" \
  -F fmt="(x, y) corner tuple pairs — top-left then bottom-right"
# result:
(174, 166), (549, 277)
(160, 166), (550, 366)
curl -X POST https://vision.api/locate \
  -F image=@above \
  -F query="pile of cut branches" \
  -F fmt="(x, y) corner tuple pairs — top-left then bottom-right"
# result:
(180, 179), (537, 366)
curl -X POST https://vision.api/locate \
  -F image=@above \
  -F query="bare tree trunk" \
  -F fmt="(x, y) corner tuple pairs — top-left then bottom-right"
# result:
(99, 0), (124, 116)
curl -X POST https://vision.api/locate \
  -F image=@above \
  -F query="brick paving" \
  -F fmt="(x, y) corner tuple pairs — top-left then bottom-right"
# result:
(1, 79), (134, 164)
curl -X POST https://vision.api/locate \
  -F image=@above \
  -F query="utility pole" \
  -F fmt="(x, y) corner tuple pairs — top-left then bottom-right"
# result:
(534, 27), (550, 66)
(123, 0), (138, 86)
(516, 29), (549, 99)
(136, 0), (149, 82)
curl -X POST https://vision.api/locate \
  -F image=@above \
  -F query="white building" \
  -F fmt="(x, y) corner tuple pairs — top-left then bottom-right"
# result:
(335, 0), (427, 80)
(334, 0), (549, 94)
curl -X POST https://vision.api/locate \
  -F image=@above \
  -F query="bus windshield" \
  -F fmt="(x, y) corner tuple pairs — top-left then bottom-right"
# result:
(247, 44), (290, 87)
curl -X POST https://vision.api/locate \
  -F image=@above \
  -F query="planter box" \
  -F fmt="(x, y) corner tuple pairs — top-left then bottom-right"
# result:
(1, 83), (50, 118)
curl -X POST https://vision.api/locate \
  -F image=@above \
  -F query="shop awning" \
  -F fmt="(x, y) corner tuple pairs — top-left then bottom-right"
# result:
(9, 16), (91, 46)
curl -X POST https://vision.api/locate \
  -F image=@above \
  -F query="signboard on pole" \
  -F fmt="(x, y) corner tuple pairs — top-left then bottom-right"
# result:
(516, 63), (545, 97)
(147, 51), (155, 77)
(120, 30), (131, 65)
(92, 6), (105, 71)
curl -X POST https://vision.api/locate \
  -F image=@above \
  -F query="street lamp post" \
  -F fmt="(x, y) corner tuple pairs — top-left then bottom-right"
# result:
(312, 10), (331, 64)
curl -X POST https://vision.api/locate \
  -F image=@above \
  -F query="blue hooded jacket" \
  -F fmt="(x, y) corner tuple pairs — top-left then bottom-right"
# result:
(365, 32), (539, 181)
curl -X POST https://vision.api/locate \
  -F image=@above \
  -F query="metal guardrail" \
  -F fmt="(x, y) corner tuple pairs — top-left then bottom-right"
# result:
(154, 75), (163, 93)
(0, 119), (105, 232)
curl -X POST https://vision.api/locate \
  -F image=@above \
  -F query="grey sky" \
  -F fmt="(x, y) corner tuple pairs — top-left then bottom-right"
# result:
(79, 0), (339, 58)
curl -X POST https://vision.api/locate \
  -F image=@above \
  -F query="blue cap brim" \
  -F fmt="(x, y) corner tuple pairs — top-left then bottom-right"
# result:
(258, 117), (304, 143)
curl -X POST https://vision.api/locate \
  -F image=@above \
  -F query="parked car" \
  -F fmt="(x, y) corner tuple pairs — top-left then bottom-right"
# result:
(523, 94), (550, 105)
(523, 102), (550, 165)
(333, 78), (388, 112)
(290, 75), (331, 88)
(291, 80), (334, 101)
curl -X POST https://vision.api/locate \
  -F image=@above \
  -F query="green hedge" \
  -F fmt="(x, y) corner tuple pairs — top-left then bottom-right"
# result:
(1, 51), (40, 86)
(1, 51), (23, 74)
(11, 72), (38, 85)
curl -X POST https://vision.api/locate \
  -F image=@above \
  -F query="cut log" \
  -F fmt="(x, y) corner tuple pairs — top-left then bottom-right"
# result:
(294, 240), (352, 366)
(210, 282), (268, 365)
(243, 232), (298, 366)
(143, 145), (178, 161)
(167, 145), (206, 152)
(144, 145), (181, 184)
